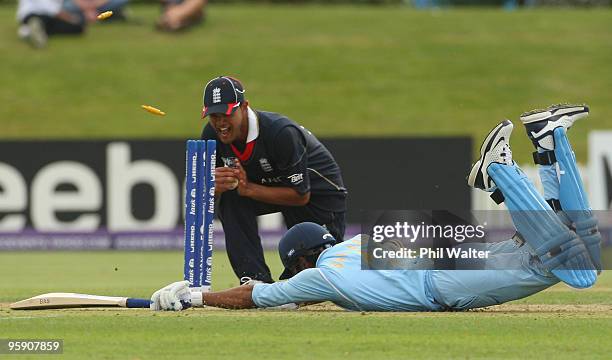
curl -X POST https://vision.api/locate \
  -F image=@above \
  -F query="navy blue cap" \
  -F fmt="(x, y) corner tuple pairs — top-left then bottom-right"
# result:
(202, 76), (245, 118)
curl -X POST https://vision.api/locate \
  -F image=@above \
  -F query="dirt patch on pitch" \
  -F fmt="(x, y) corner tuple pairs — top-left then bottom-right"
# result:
(2, 301), (611, 316)
(297, 302), (612, 315)
(298, 302), (345, 311)
(475, 303), (612, 313)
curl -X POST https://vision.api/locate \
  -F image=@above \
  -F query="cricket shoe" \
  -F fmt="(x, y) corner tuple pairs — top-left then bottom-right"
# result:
(520, 103), (589, 151)
(240, 277), (264, 286)
(468, 120), (514, 192)
(18, 16), (47, 49)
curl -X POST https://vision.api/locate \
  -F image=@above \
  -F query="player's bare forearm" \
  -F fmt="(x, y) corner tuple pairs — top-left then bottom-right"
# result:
(202, 285), (257, 309)
(240, 183), (310, 206)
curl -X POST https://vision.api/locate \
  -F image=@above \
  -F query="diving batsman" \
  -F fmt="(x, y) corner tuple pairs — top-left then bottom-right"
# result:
(151, 104), (601, 312)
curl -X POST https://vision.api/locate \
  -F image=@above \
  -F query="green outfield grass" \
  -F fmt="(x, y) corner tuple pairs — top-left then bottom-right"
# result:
(2, 5), (612, 358)
(1, 5), (612, 162)
(1, 251), (611, 359)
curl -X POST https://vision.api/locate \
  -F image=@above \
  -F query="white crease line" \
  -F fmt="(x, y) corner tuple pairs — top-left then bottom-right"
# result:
(0, 315), (62, 320)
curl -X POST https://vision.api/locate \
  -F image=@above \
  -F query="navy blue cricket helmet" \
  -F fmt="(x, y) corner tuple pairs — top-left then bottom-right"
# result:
(278, 222), (336, 280)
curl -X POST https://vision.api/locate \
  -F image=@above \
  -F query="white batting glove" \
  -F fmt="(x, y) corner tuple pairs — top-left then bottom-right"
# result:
(160, 281), (191, 311)
(150, 282), (173, 311)
(150, 280), (193, 311)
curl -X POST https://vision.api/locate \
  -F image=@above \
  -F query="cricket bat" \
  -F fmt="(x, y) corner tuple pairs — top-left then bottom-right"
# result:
(10, 293), (151, 310)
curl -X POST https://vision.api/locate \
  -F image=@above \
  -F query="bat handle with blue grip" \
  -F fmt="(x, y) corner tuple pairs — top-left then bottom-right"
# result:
(126, 298), (151, 308)
(125, 298), (192, 309)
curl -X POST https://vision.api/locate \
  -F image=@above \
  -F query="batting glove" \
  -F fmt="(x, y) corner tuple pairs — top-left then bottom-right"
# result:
(150, 280), (193, 311)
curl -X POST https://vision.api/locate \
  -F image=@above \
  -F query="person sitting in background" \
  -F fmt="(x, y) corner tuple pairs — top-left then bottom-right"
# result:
(63, 0), (130, 24)
(17, 0), (129, 49)
(17, 0), (81, 48)
(156, 0), (207, 32)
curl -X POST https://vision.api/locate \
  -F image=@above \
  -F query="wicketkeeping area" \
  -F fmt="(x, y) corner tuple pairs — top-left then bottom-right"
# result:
(1, 3), (611, 359)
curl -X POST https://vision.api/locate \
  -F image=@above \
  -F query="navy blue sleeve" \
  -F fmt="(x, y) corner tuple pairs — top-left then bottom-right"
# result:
(274, 126), (310, 194)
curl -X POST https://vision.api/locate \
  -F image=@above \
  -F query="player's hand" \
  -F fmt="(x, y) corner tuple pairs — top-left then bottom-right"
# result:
(215, 167), (240, 195)
(160, 281), (192, 311)
(150, 280), (192, 311)
(235, 161), (253, 197)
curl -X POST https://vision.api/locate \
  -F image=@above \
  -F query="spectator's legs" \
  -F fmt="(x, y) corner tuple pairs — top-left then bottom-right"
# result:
(157, 0), (206, 32)
(62, 0), (129, 22)
(20, 13), (84, 48)
(98, 0), (130, 12)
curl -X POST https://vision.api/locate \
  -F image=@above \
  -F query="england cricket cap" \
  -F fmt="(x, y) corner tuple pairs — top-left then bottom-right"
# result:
(202, 76), (245, 118)
(278, 222), (336, 280)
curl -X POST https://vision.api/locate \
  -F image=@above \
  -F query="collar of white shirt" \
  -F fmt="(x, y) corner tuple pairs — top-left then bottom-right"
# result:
(246, 106), (259, 143)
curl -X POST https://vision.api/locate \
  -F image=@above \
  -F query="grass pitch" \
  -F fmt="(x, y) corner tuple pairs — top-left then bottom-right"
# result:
(1, 5), (612, 162)
(1, 4), (612, 358)
(1, 251), (611, 359)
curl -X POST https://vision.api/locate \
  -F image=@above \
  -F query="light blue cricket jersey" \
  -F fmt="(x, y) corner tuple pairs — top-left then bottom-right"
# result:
(252, 235), (444, 311)
(252, 235), (559, 311)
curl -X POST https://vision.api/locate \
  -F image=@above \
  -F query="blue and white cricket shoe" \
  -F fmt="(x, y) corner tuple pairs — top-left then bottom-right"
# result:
(468, 120), (514, 192)
(520, 103), (589, 151)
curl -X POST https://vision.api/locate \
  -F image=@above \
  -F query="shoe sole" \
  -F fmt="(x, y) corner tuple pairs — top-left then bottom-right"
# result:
(520, 104), (589, 124)
(467, 120), (512, 189)
(27, 17), (47, 49)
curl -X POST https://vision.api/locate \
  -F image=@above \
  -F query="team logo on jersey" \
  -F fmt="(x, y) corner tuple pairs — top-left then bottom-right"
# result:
(300, 125), (312, 136)
(212, 87), (221, 103)
(259, 158), (273, 172)
(288, 173), (304, 185)
(221, 157), (239, 168)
